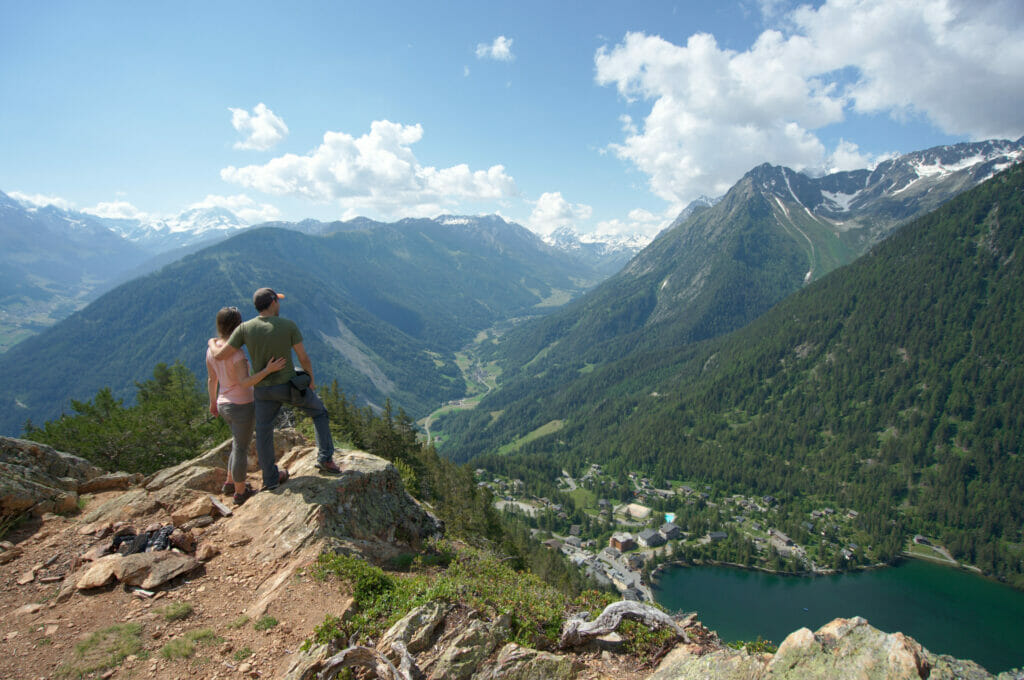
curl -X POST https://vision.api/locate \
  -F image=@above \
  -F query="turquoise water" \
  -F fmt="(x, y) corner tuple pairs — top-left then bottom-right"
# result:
(654, 559), (1024, 673)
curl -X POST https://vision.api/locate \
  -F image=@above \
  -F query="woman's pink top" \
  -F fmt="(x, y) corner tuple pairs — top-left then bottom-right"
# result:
(206, 343), (254, 405)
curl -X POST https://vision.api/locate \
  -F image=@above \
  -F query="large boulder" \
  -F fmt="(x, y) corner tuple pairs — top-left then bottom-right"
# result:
(477, 643), (580, 680)
(75, 551), (200, 590)
(648, 616), (1007, 680)
(765, 617), (996, 680)
(378, 602), (450, 657)
(0, 436), (105, 517)
(421, 615), (510, 680)
(223, 446), (442, 565)
(144, 428), (304, 502)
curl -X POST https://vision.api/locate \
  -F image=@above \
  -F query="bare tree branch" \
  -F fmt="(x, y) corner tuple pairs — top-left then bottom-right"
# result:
(559, 600), (691, 649)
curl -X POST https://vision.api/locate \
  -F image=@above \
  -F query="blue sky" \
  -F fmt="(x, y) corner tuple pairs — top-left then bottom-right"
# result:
(3, 0), (1022, 238)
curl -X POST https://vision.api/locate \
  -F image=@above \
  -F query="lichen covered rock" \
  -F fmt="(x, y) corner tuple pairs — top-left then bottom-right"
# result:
(648, 615), (1008, 680)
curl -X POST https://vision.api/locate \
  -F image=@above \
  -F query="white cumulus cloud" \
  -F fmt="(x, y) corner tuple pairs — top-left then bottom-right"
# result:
(8, 191), (76, 211)
(594, 207), (674, 240)
(229, 103), (289, 151)
(527, 192), (593, 236)
(476, 35), (515, 62)
(596, 0), (1024, 208)
(85, 200), (149, 220)
(188, 194), (281, 224)
(221, 120), (518, 219)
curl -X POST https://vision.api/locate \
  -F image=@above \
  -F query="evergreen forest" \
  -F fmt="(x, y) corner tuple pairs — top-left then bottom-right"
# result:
(437, 164), (1024, 587)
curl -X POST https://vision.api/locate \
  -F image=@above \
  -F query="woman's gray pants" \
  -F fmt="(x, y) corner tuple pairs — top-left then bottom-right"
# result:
(219, 401), (255, 485)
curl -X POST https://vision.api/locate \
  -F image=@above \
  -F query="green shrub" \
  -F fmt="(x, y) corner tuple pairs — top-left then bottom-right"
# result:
(254, 616), (278, 631)
(308, 545), (570, 649)
(727, 636), (778, 654)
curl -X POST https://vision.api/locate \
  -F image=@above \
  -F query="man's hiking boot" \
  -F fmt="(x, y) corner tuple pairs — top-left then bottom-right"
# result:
(317, 460), (342, 474)
(263, 467), (289, 491)
(233, 487), (256, 506)
(225, 482), (252, 496)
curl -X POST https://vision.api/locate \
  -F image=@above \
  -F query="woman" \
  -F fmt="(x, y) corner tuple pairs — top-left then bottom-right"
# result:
(206, 306), (286, 505)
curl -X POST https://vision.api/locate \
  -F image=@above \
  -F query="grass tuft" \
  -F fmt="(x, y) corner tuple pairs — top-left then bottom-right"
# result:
(226, 615), (250, 629)
(56, 623), (143, 678)
(159, 628), (220, 660)
(158, 601), (193, 621)
(254, 615), (278, 631)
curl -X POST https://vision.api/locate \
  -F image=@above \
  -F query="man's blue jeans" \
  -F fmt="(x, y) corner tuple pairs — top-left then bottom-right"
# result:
(253, 383), (335, 487)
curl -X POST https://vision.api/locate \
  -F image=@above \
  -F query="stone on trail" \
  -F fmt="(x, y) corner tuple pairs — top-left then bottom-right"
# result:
(75, 551), (200, 591)
(169, 495), (215, 526)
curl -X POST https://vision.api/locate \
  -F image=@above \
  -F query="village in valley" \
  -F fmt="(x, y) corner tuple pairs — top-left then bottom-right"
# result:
(475, 462), (941, 601)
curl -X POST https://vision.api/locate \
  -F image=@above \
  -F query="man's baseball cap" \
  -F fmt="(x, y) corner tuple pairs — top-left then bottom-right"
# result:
(253, 287), (285, 311)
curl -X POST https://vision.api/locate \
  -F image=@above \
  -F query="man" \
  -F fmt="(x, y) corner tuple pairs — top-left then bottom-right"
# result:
(209, 287), (341, 489)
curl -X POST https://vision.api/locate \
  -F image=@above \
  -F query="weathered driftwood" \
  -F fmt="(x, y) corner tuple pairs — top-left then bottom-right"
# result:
(318, 640), (416, 680)
(559, 600), (691, 648)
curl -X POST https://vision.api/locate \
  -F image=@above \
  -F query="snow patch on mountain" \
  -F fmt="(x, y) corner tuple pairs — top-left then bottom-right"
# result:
(821, 191), (859, 212)
(911, 154), (988, 178)
(438, 216), (474, 226)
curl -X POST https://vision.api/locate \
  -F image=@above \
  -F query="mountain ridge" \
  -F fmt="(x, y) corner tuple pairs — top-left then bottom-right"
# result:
(0, 216), (614, 434)
(0, 199), (636, 351)
(449, 138), (1024, 412)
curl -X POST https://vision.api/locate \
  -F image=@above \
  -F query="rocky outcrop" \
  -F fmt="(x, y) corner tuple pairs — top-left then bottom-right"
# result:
(649, 616), (1020, 680)
(18, 430), (441, 622)
(72, 428), (440, 567)
(284, 604), (586, 680)
(480, 643), (580, 680)
(217, 445), (442, 566)
(0, 436), (141, 517)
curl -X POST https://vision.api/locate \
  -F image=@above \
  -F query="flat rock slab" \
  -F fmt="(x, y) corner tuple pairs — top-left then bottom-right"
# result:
(76, 551), (200, 590)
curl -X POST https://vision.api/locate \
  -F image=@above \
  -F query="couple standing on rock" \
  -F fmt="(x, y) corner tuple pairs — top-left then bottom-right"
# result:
(205, 287), (341, 505)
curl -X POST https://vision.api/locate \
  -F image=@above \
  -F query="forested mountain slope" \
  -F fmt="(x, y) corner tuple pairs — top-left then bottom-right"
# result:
(476, 140), (1021, 386)
(0, 216), (605, 434)
(438, 140), (1023, 460)
(444, 163), (1024, 583)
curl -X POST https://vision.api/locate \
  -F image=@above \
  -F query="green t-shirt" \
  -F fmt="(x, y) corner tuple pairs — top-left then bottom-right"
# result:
(227, 315), (303, 387)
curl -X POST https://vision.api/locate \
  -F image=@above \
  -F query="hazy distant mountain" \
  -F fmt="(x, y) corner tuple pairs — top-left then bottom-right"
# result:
(542, 227), (648, 277)
(436, 139), (1023, 459)
(0, 215), (610, 434)
(0, 191), (152, 352)
(104, 206), (250, 251)
(0, 198), (633, 352)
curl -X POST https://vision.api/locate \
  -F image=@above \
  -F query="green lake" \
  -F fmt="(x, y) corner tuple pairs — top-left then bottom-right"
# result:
(654, 559), (1024, 673)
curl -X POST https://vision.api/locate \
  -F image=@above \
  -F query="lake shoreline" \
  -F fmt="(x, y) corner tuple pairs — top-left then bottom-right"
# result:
(650, 551), (1010, 591)
(649, 558), (1024, 673)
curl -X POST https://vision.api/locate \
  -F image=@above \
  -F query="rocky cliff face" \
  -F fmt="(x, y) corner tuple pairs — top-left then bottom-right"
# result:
(1, 434), (1019, 679)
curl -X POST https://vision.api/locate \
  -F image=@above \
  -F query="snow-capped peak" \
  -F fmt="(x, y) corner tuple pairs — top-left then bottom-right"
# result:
(543, 225), (651, 254)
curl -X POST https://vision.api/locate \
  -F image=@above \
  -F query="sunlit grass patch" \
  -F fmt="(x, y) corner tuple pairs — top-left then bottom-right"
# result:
(57, 623), (143, 678)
